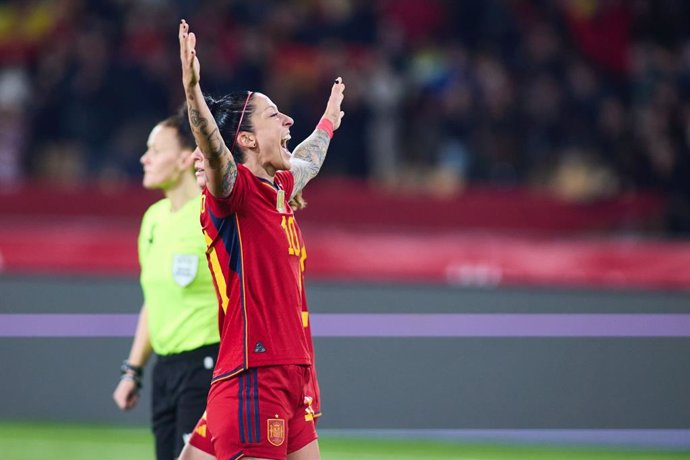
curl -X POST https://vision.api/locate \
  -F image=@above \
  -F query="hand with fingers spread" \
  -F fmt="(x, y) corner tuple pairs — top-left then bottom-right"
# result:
(323, 77), (346, 131)
(179, 19), (201, 89)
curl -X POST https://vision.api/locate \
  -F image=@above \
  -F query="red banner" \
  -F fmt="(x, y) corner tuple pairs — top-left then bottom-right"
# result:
(1, 181), (684, 290)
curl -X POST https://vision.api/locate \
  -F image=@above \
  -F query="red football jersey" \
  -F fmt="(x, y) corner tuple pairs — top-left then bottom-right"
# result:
(201, 163), (311, 383)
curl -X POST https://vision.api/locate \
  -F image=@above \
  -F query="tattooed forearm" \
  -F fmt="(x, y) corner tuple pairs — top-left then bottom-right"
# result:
(205, 128), (225, 167)
(186, 90), (236, 197)
(290, 129), (331, 195)
(292, 129), (330, 166)
(189, 109), (207, 130)
(189, 111), (227, 168)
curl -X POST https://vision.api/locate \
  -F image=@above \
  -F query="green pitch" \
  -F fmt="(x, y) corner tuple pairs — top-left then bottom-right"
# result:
(0, 422), (688, 460)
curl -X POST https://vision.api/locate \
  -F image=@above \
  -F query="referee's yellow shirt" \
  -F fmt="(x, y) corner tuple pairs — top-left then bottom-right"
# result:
(138, 195), (219, 355)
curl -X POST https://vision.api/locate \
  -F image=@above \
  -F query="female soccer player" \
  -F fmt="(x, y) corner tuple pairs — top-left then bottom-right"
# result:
(178, 98), (321, 460)
(179, 192), (320, 460)
(113, 109), (220, 460)
(179, 18), (343, 460)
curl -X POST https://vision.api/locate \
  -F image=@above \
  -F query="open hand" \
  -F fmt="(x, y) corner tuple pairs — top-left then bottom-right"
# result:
(323, 77), (345, 131)
(179, 19), (200, 89)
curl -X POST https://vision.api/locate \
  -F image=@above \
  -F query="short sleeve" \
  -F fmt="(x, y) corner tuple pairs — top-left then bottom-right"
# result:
(137, 203), (157, 268)
(203, 163), (252, 218)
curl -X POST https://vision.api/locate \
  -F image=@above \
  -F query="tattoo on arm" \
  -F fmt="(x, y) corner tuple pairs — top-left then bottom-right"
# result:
(289, 161), (311, 198)
(189, 109), (207, 131)
(205, 128), (224, 168)
(221, 157), (238, 197)
(290, 129), (330, 196)
(188, 107), (237, 196)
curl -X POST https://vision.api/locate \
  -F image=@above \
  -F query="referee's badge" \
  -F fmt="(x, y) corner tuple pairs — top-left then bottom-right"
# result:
(172, 254), (198, 287)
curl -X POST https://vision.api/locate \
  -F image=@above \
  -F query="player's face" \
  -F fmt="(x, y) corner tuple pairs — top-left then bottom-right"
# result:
(140, 124), (189, 190)
(248, 93), (294, 172)
(191, 147), (207, 189)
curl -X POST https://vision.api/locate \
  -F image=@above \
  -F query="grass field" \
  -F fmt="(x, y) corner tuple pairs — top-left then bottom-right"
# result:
(0, 423), (689, 460)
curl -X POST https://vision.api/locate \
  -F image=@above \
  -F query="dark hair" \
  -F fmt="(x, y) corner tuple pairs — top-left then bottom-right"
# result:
(160, 105), (196, 152)
(204, 91), (255, 164)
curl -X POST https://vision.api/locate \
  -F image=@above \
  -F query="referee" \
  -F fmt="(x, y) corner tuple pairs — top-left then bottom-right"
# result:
(113, 110), (219, 460)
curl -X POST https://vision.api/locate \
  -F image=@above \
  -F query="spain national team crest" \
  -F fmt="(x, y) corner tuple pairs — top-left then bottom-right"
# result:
(267, 418), (285, 446)
(172, 254), (198, 287)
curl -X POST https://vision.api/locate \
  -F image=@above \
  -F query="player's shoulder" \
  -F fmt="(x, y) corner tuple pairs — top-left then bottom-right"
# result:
(206, 163), (256, 202)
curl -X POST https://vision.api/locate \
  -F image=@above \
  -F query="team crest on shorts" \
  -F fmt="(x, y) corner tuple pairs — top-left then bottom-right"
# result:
(267, 418), (285, 446)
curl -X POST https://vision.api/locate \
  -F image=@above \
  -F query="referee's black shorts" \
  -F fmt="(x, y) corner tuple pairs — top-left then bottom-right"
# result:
(151, 342), (219, 460)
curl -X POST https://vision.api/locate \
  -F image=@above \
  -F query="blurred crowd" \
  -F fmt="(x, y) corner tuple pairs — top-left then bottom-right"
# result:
(1, 0), (690, 231)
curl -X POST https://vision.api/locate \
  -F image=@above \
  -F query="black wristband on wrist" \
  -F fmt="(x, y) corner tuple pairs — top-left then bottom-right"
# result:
(120, 360), (143, 377)
(119, 360), (143, 389)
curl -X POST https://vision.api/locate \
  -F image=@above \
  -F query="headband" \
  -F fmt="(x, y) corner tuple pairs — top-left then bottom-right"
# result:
(230, 90), (253, 154)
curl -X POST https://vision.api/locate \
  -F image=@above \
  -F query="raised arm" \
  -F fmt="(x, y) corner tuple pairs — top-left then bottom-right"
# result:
(179, 20), (237, 198)
(289, 77), (345, 198)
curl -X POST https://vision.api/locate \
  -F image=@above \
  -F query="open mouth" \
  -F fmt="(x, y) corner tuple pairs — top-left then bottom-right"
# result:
(281, 134), (291, 153)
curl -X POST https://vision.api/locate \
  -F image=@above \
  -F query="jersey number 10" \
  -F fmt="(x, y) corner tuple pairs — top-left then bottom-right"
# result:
(281, 216), (300, 255)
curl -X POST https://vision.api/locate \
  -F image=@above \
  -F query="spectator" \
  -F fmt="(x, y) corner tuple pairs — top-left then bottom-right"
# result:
(8, 0), (690, 233)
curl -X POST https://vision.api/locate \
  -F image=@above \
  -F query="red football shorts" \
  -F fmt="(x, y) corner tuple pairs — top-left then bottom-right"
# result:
(188, 411), (214, 455)
(207, 365), (318, 460)
(309, 363), (322, 423)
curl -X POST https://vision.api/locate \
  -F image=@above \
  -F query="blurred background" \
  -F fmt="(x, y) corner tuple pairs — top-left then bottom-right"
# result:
(0, 0), (688, 213)
(1, 0), (690, 458)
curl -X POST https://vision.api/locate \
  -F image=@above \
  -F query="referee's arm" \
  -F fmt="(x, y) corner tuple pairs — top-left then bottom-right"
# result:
(113, 304), (153, 410)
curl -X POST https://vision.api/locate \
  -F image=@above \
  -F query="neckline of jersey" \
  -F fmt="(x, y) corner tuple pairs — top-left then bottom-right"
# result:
(257, 177), (281, 191)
